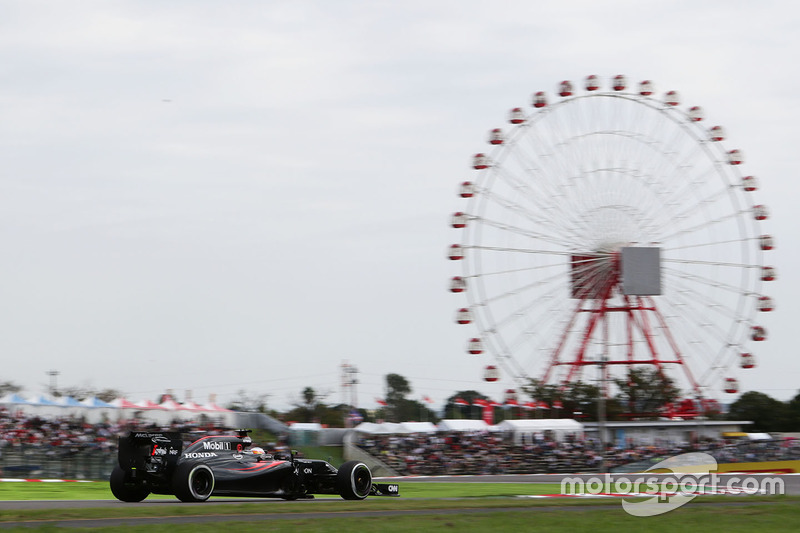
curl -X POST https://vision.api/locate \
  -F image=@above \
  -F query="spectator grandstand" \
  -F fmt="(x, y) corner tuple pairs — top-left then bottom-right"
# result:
(352, 429), (800, 476)
(2, 405), (798, 479)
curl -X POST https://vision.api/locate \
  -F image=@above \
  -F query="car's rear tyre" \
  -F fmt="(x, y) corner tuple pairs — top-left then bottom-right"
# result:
(109, 465), (150, 502)
(172, 462), (215, 502)
(336, 461), (372, 500)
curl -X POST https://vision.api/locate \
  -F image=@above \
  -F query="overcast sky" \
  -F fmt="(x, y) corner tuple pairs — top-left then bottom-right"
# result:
(1, 1), (798, 411)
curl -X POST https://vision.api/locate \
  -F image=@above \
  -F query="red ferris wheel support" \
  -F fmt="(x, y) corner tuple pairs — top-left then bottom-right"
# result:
(540, 252), (701, 396)
(449, 75), (775, 399)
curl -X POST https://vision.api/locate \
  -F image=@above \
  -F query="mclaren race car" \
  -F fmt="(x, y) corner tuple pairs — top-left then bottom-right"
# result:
(110, 430), (399, 502)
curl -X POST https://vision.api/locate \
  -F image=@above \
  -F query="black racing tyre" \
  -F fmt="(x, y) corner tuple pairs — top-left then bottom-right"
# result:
(109, 465), (150, 502)
(171, 462), (215, 502)
(336, 461), (372, 500)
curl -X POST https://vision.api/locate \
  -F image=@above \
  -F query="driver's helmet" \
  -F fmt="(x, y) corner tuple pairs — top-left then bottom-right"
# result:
(251, 446), (266, 455)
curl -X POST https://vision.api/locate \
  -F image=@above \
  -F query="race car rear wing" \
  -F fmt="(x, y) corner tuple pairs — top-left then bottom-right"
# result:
(117, 432), (183, 475)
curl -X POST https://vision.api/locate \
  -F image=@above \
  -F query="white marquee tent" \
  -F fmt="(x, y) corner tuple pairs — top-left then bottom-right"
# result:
(436, 419), (491, 432)
(493, 419), (584, 444)
(353, 421), (439, 434)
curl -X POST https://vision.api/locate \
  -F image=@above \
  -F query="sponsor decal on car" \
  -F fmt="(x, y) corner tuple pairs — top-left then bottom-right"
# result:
(152, 446), (180, 456)
(133, 433), (168, 439)
(183, 452), (218, 459)
(203, 441), (231, 451)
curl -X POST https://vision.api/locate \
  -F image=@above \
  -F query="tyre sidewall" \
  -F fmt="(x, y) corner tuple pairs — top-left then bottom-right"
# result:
(109, 465), (150, 502)
(172, 462), (215, 502)
(336, 461), (372, 500)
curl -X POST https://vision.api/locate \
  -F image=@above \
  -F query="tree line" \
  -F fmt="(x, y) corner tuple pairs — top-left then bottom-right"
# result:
(2, 373), (798, 433)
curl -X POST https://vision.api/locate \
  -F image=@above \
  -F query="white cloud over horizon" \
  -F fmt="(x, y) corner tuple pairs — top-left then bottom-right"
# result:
(1, 1), (798, 410)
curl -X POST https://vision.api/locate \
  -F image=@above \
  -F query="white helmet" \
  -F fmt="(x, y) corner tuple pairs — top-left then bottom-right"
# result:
(251, 446), (265, 455)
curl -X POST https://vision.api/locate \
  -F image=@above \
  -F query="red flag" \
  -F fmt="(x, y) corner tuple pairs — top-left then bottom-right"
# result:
(482, 404), (494, 425)
(375, 398), (387, 406)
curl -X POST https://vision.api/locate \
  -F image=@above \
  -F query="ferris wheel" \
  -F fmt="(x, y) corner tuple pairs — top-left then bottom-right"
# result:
(448, 75), (775, 399)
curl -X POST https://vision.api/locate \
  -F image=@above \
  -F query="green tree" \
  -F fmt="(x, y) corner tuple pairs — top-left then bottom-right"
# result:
(225, 390), (270, 413)
(55, 385), (123, 402)
(564, 381), (600, 420)
(614, 368), (681, 418)
(381, 374), (436, 422)
(542, 380), (623, 421)
(383, 373), (410, 422)
(385, 374), (411, 404)
(444, 390), (487, 419)
(398, 399), (439, 423)
(522, 380), (560, 406)
(302, 387), (318, 409)
(0, 381), (21, 398)
(787, 391), (800, 431)
(283, 387), (357, 426)
(727, 391), (790, 432)
(95, 388), (123, 403)
(283, 387), (325, 423)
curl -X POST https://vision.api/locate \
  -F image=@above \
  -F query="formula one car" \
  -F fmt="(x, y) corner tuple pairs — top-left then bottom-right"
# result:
(110, 430), (399, 502)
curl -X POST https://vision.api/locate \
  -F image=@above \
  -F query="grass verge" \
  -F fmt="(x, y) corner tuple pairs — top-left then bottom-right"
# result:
(1, 480), (797, 532)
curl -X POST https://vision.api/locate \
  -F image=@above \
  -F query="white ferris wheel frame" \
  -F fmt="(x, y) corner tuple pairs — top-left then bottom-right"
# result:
(450, 76), (774, 400)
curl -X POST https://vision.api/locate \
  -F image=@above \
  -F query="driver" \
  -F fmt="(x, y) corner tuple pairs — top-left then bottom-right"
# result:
(250, 446), (269, 461)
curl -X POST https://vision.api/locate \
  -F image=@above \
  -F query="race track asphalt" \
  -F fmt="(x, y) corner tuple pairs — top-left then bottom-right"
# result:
(0, 473), (796, 528)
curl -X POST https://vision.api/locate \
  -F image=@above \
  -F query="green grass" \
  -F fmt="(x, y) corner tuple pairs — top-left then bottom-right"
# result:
(1, 480), (797, 532)
(247, 430), (344, 466)
(1, 497), (798, 532)
(294, 446), (344, 466)
(0, 480), (564, 501)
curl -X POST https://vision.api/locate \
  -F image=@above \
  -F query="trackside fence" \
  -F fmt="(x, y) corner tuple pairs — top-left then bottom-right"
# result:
(0, 450), (116, 480)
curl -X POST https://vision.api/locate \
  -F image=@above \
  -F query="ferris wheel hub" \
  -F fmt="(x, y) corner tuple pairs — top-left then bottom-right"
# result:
(450, 75), (774, 400)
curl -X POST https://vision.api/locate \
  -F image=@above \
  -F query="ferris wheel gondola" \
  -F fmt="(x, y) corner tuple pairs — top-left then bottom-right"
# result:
(449, 75), (774, 399)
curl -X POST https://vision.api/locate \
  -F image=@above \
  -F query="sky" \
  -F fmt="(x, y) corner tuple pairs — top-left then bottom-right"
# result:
(1, 1), (799, 411)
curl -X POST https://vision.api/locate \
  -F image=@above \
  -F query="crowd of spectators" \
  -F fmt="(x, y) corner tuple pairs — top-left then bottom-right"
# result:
(0, 407), (220, 459)
(0, 406), (232, 481)
(3, 405), (800, 478)
(355, 430), (800, 476)
(357, 431), (601, 475)
(0, 406), (246, 478)
(705, 437), (800, 464)
(0, 406), (294, 477)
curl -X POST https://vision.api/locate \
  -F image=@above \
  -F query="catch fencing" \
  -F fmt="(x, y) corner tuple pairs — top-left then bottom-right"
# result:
(0, 449), (115, 480)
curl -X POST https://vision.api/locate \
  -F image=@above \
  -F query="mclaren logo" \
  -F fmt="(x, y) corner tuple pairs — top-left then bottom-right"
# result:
(133, 433), (166, 439)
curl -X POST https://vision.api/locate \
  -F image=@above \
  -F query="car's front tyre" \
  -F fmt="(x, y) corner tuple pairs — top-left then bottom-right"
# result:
(109, 465), (150, 502)
(172, 462), (215, 502)
(336, 461), (372, 500)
